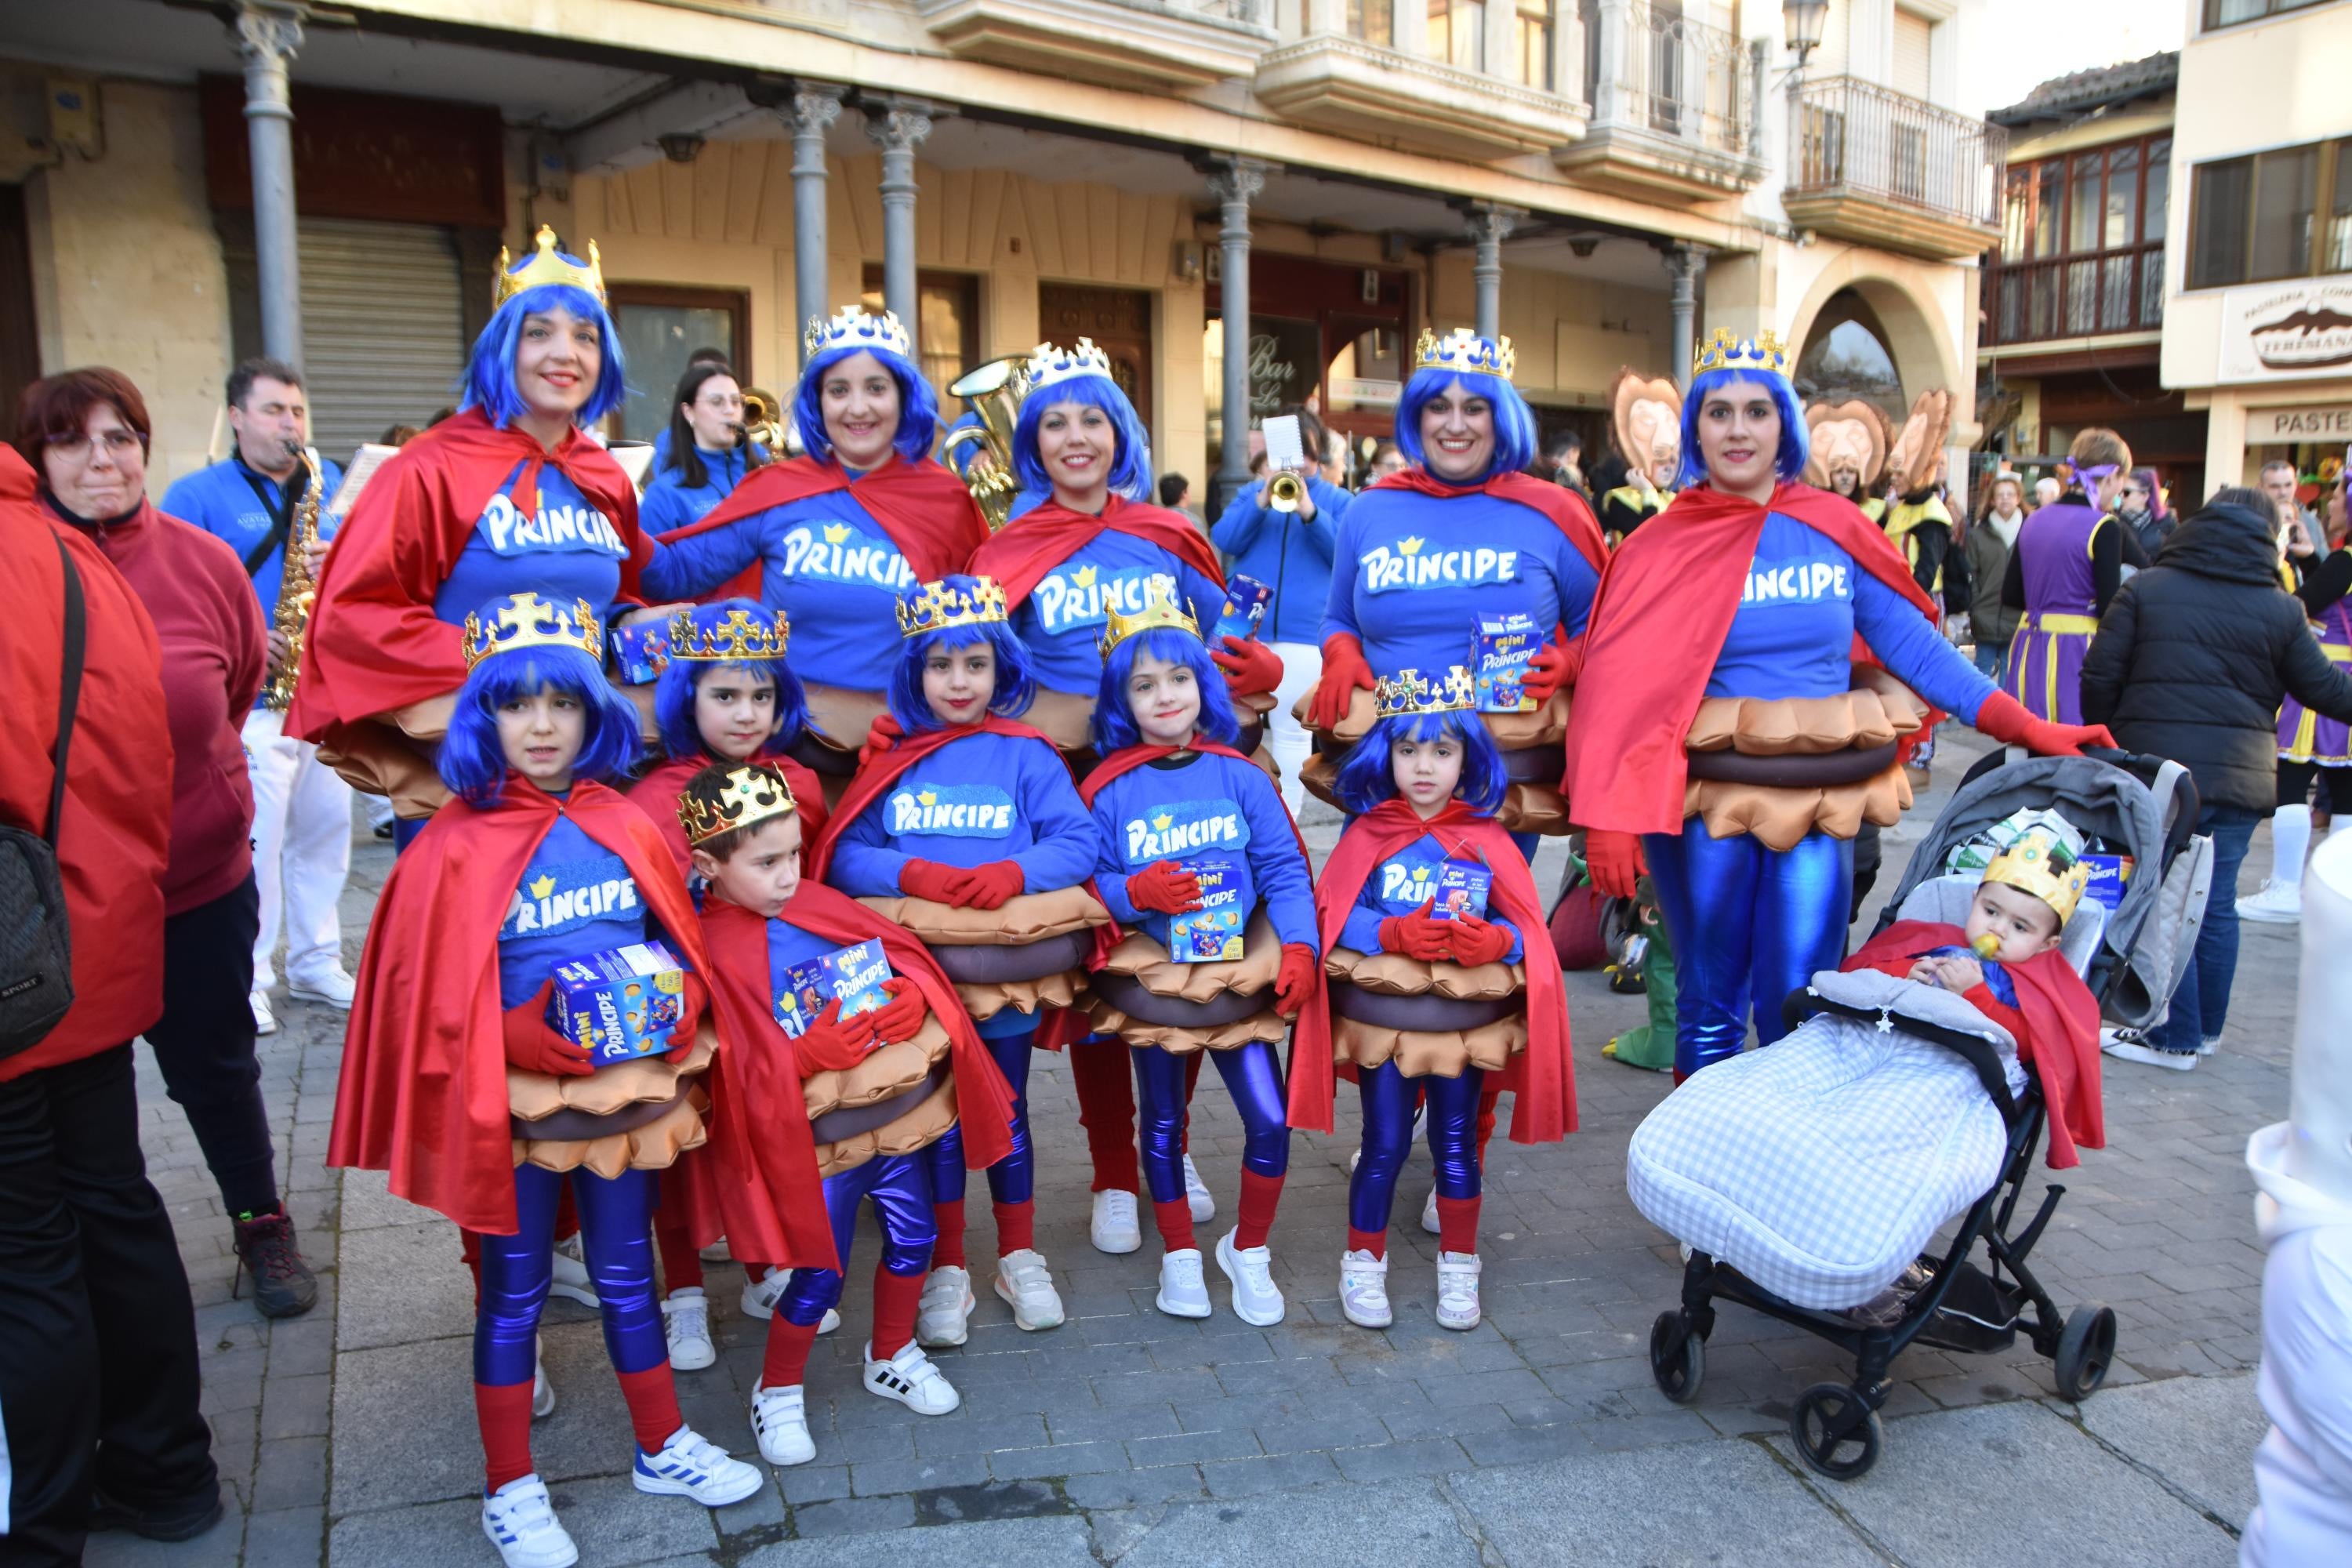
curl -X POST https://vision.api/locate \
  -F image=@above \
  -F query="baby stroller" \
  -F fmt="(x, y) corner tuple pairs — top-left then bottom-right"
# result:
(1628, 748), (2206, 1480)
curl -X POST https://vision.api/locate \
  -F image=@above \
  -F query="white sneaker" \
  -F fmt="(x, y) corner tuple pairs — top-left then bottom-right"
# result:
(1436, 1251), (1483, 1331)
(2200, 1035), (2223, 1057)
(862, 1340), (960, 1415)
(632, 1424), (764, 1506)
(1420, 1188), (1440, 1236)
(549, 1234), (597, 1308)
(2104, 1040), (2199, 1072)
(1339, 1248), (1391, 1329)
(749, 1381), (815, 1466)
(663, 1287), (714, 1371)
(1091, 1189), (1142, 1254)
(530, 1335), (555, 1420)
(993, 1248), (1065, 1330)
(1156, 1247), (1211, 1319)
(250, 989), (278, 1036)
(1214, 1229), (1286, 1326)
(739, 1268), (837, 1331)
(916, 1265), (975, 1348)
(287, 967), (357, 1010)
(2238, 879), (2303, 924)
(481, 1475), (577, 1568)
(1182, 1154), (1216, 1223)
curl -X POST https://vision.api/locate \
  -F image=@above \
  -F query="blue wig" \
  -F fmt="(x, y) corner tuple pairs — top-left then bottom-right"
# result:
(651, 601), (810, 762)
(1394, 368), (1538, 482)
(1090, 626), (1240, 753)
(1675, 368), (1809, 490)
(1013, 373), (1152, 502)
(1333, 711), (1507, 818)
(438, 643), (642, 806)
(793, 339), (938, 466)
(887, 578), (1039, 735)
(459, 282), (629, 430)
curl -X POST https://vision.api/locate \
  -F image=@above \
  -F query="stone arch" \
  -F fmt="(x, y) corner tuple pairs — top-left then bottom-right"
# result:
(1786, 259), (1961, 411)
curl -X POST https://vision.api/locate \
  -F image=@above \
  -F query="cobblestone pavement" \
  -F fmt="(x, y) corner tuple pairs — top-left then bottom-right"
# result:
(89, 729), (2285, 1566)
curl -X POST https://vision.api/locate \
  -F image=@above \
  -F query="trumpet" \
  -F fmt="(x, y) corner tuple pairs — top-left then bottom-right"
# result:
(1265, 470), (1308, 513)
(739, 387), (789, 464)
(945, 355), (1028, 532)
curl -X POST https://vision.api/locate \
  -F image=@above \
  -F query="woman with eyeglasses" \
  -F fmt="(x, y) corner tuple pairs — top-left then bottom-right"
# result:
(639, 363), (755, 537)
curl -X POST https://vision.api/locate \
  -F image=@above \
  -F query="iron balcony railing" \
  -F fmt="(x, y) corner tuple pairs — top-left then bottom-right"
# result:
(1790, 74), (2005, 227)
(1580, 0), (1766, 158)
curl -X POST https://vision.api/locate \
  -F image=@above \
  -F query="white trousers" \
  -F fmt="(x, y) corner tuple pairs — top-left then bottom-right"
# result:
(1264, 641), (1325, 818)
(242, 707), (354, 989)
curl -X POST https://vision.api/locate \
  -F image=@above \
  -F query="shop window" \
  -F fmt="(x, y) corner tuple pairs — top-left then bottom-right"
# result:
(2187, 137), (2352, 289)
(606, 284), (748, 444)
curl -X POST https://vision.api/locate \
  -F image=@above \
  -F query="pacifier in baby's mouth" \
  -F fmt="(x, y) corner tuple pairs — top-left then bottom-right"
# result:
(1970, 933), (2002, 960)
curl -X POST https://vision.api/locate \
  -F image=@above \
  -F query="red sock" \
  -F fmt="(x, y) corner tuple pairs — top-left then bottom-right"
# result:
(931, 1200), (967, 1269)
(1178, 1051), (1204, 1154)
(1236, 1171), (1284, 1250)
(994, 1199), (1036, 1257)
(740, 1261), (773, 1285)
(1436, 1196), (1483, 1255)
(1672, 1068), (1689, 1087)
(652, 1203), (704, 1294)
(1346, 1227), (1386, 1259)
(553, 1180), (579, 1243)
(870, 1265), (925, 1359)
(760, 1316), (821, 1389)
(1475, 1089), (1501, 1162)
(1152, 1197), (1196, 1254)
(1073, 1042), (1140, 1192)
(474, 1380), (535, 1493)
(615, 1364), (684, 1456)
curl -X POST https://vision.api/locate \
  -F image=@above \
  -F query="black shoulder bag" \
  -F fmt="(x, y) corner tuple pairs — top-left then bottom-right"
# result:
(0, 532), (88, 1058)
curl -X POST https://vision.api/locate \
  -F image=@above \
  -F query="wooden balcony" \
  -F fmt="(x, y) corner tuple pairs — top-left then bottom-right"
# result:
(917, 0), (1278, 92)
(1784, 75), (2005, 260)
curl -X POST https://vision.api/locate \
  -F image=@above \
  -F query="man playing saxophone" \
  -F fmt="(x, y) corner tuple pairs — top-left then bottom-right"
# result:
(162, 358), (358, 1034)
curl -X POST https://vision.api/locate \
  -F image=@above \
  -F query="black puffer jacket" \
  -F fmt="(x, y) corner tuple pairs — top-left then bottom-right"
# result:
(2080, 503), (2352, 811)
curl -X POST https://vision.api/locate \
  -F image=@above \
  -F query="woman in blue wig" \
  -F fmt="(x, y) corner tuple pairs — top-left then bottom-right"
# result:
(1563, 328), (2114, 1082)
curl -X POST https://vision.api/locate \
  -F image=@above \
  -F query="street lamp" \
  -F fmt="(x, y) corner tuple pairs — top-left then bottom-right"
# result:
(1783, 0), (1828, 68)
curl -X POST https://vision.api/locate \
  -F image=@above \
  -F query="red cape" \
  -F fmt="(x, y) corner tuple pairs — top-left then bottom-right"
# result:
(1287, 801), (1575, 1142)
(653, 454), (986, 601)
(1373, 469), (1609, 579)
(968, 495), (1222, 605)
(1846, 920), (2103, 1169)
(626, 751), (828, 879)
(804, 714), (1066, 884)
(1559, 481), (1941, 836)
(287, 407), (648, 740)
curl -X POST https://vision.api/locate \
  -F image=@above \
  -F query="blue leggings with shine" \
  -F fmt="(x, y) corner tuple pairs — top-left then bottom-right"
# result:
(1348, 1064), (1483, 1233)
(1643, 826), (1853, 1077)
(924, 1025), (1036, 1206)
(777, 1152), (935, 1327)
(475, 1163), (665, 1388)
(1133, 1042), (1288, 1204)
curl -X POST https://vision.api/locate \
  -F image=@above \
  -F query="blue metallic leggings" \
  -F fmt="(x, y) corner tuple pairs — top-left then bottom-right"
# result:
(924, 1025), (1036, 1206)
(1348, 1064), (1484, 1233)
(1133, 1042), (1288, 1204)
(777, 1152), (935, 1327)
(1642, 826), (1853, 1078)
(474, 1163), (665, 1387)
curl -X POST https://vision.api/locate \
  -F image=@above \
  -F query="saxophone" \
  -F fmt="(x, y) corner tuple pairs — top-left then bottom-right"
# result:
(260, 445), (324, 713)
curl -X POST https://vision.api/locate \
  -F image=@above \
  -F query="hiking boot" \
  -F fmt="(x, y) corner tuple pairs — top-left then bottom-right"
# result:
(232, 1207), (318, 1319)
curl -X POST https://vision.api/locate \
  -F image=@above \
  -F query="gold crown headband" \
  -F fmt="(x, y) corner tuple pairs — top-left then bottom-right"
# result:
(460, 592), (604, 672)
(677, 762), (799, 849)
(495, 225), (605, 308)
(1981, 832), (2093, 926)
(898, 576), (1011, 641)
(1414, 328), (1515, 383)
(1098, 577), (1199, 659)
(1374, 666), (1476, 720)
(1693, 328), (1790, 380)
(669, 606), (789, 662)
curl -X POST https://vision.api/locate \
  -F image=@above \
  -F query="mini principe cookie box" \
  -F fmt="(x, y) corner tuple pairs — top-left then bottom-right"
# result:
(1169, 855), (1250, 963)
(1473, 612), (1541, 713)
(609, 621), (672, 685)
(550, 941), (689, 1065)
(1430, 860), (1494, 922)
(1210, 575), (1272, 644)
(772, 939), (895, 1039)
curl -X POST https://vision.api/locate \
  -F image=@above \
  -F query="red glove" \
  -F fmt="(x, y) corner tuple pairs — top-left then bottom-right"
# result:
(951, 860), (1026, 909)
(1519, 625), (1575, 706)
(1974, 691), (2116, 758)
(1125, 859), (1203, 915)
(1308, 633), (1376, 730)
(898, 858), (966, 904)
(663, 973), (708, 1062)
(1378, 899), (1456, 962)
(1274, 942), (1320, 1015)
(1213, 635), (1286, 699)
(790, 999), (874, 1073)
(858, 713), (906, 771)
(503, 982), (594, 1077)
(1585, 829), (1648, 902)
(863, 978), (927, 1047)
(1447, 915), (1515, 967)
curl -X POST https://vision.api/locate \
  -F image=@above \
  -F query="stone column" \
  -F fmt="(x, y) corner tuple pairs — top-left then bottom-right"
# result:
(1205, 154), (1269, 516)
(1665, 242), (1707, 383)
(864, 96), (936, 330)
(789, 84), (843, 362)
(234, 2), (305, 368)
(1465, 203), (1522, 343)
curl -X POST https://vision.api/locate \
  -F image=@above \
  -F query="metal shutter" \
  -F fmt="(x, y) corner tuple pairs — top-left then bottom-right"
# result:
(1892, 9), (1933, 100)
(298, 218), (465, 463)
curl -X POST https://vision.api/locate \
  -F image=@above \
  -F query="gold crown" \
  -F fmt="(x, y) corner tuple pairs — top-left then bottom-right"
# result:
(1414, 328), (1515, 383)
(1982, 832), (2093, 926)
(1023, 338), (1116, 397)
(1373, 666), (1476, 720)
(898, 575), (1011, 640)
(459, 592), (604, 672)
(1693, 328), (1790, 379)
(494, 225), (604, 308)
(804, 305), (913, 364)
(1098, 576), (1199, 659)
(669, 605), (789, 662)
(678, 762), (799, 849)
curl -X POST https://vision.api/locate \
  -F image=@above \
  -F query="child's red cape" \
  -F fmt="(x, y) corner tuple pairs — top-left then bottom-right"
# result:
(803, 714), (1068, 884)
(1372, 469), (1609, 579)
(627, 751), (829, 877)
(1560, 481), (1942, 837)
(698, 882), (1018, 1172)
(652, 453), (986, 601)
(968, 495), (1222, 604)
(1287, 800), (1576, 1143)
(287, 408), (648, 742)
(1845, 920), (2104, 1169)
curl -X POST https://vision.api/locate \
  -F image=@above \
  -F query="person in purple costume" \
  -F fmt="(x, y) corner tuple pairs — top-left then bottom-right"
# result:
(2001, 427), (2150, 722)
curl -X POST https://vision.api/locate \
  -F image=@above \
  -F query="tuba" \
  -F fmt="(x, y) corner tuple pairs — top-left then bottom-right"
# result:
(944, 355), (1027, 532)
(260, 445), (325, 713)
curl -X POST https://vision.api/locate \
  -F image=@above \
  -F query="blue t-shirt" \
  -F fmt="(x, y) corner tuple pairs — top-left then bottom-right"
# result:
(1918, 944), (2017, 1006)
(829, 729), (1098, 897)
(1209, 476), (1348, 645)
(433, 462), (630, 626)
(638, 444), (750, 537)
(764, 914), (837, 1011)
(1014, 532), (1225, 696)
(495, 815), (652, 1007)
(1323, 487), (1599, 676)
(1088, 750), (1316, 953)
(642, 487), (913, 695)
(1707, 512), (1994, 722)
(1337, 830), (1523, 964)
(162, 454), (350, 710)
